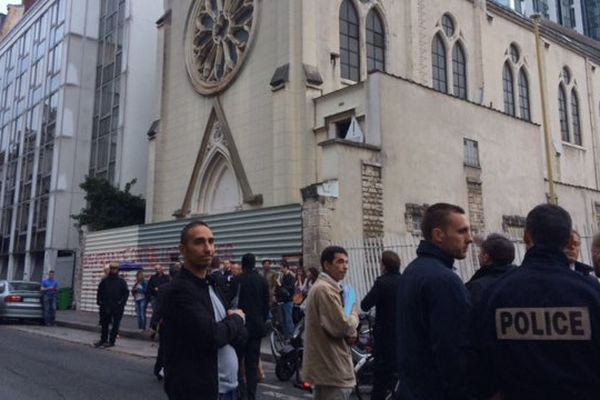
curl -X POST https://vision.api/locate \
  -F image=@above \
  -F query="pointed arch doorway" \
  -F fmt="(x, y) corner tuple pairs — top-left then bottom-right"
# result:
(196, 151), (242, 214)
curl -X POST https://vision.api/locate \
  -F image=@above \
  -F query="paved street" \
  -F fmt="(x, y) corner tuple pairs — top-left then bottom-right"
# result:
(0, 324), (314, 400)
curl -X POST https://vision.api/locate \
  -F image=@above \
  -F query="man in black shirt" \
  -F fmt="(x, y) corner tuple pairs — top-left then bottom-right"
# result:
(229, 253), (269, 400)
(161, 221), (246, 400)
(361, 250), (402, 400)
(147, 264), (170, 331)
(278, 262), (295, 338)
(94, 261), (129, 348)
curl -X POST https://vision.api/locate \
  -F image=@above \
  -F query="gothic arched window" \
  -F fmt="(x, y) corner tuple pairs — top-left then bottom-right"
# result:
(432, 14), (467, 99)
(558, 84), (569, 142)
(503, 62), (515, 116)
(518, 68), (530, 121)
(571, 89), (582, 145)
(366, 9), (385, 72)
(432, 34), (447, 93)
(452, 42), (467, 99)
(340, 0), (360, 81)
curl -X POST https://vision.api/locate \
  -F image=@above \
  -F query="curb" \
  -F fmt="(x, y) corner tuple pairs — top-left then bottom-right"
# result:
(55, 319), (277, 363)
(56, 320), (150, 341)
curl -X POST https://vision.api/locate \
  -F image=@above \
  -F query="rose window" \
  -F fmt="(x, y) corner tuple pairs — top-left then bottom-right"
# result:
(185, 0), (257, 95)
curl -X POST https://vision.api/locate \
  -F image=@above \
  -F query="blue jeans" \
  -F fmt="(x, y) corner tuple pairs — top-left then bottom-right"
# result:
(219, 388), (238, 400)
(43, 295), (56, 325)
(281, 301), (294, 338)
(135, 299), (147, 330)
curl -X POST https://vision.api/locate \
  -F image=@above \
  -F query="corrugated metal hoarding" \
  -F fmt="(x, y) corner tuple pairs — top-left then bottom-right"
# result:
(80, 204), (302, 313)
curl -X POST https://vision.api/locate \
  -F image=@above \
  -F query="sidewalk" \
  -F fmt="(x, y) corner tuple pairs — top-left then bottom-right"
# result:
(56, 309), (150, 340)
(54, 310), (273, 361)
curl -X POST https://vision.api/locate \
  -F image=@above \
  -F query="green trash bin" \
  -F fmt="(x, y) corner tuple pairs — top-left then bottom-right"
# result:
(57, 287), (73, 310)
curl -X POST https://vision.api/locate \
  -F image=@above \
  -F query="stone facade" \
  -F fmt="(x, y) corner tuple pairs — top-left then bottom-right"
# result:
(301, 184), (336, 269)
(150, 0), (600, 260)
(361, 161), (383, 238)
(467, 178), (485, 235)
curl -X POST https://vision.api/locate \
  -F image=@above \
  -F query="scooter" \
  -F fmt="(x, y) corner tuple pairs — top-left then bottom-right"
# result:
(274, 317), (306, 387)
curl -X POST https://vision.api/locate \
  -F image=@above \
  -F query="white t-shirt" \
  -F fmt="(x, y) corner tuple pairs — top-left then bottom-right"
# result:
(208, 285), (239, 394)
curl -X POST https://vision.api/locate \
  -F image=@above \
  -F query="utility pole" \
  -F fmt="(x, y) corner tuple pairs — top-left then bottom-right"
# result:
(532, 15), (558, 205)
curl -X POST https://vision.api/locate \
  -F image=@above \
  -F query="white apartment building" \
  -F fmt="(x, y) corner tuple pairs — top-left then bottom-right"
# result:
(0, 0), (162, 285)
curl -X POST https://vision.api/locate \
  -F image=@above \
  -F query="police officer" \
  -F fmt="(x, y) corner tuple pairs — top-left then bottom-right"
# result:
(473, 204), (600, 399)
(396, 203), (473, 400)
(466, 233), (516, 306)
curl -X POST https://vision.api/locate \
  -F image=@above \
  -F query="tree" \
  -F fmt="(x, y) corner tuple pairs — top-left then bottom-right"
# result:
(71, 176), (145, 231)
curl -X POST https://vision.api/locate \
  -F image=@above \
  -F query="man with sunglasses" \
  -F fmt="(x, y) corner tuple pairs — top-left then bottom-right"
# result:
(94, 260), (129, 348)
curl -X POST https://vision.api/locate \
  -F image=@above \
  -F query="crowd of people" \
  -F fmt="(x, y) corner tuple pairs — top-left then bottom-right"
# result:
(80, 201), (600, 400)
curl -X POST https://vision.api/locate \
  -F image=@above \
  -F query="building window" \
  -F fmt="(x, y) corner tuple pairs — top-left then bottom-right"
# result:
(503, 43), (530, 120)
(335, 119), (352, 139)
(442, 14), (455, 37)
(366, 9), (385, 73)
(452, 42), (467, 99)
(502, 215), (526, 239)
(558, 65), (582, 146)
(405, 203), (427, 236)
(518, 68), (531, 121)
(533, 0), (550, 18)
(432, 34), (447, 93)
(558, 85), (569, 141)
(571, 89), (582, 145)
(562, 66), (571, 84)
(464, 138), (480, 168)
(583, 0), (600, 40)
(558, 0), (576, 29)
(339, 0), (360, 82)
(431, 14), (466, 99)
(503, 62), (515, 116)
(509, 43), (520, 63)
(89, 0), (125, 182)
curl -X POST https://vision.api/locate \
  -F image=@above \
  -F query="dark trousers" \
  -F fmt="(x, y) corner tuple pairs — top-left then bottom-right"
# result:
(154, 330), (164, 375)
(43, 295), (57, 325)
(100, 308), (124, 344)
(238, 336), (262, 400)
(149, 297), (160, 330)
(372, 344), (397, 400)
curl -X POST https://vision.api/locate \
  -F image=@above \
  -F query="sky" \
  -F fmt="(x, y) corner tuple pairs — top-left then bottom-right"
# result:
(0, 0), (20, 15)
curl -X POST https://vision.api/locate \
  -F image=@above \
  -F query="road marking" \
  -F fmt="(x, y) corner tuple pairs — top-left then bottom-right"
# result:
(262, 390), (307, 400)
(259, 383), (283, 390)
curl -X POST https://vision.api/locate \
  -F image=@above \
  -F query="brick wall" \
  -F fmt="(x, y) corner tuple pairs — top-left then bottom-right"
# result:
(362, 162), (383, 238)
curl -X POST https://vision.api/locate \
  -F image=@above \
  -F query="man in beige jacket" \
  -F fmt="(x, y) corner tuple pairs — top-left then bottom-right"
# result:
(303, 246), (359, 400)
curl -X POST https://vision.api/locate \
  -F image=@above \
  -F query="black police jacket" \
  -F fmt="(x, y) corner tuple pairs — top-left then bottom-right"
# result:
(160, 267), (246, 400)
(466, 263), (516, 306)
(361, 270), (401, 354)
(228, 269), (270, 338)
(396, 241), (472, 400)
(473, 246), (600, 400)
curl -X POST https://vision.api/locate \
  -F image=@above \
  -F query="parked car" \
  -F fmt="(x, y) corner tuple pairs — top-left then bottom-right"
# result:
(0, 280), (43, 323)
